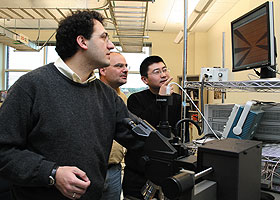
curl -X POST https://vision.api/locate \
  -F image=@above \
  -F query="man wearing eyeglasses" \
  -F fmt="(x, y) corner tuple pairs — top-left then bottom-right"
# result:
(0, 11), (145, 200)
(99, 52), (129, 100)
(99, 52), (128, 200)
(122, 55), (182, 199)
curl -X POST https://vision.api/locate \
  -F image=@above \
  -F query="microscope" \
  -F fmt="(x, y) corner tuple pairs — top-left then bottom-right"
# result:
(125, 95), (262, 200)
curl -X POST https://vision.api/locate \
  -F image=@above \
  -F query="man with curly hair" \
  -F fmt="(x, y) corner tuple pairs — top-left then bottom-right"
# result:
(0, 11), (144, 200)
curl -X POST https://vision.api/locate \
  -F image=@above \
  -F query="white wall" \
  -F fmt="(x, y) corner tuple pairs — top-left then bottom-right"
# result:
(146, 32), (184, 84)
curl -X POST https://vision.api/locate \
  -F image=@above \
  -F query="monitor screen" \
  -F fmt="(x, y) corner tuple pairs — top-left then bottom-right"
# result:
(231, 1), (276, 78)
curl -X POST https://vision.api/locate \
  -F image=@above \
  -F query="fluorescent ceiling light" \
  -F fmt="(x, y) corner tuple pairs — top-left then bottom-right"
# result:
(174, 29), (184, 44)
(167, 0), (200, 25)
(173, 0), (206, 44)
(189, 0), (200, 16)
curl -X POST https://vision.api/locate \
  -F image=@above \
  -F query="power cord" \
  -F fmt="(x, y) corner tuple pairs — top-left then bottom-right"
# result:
(267, 65), (280, 75)
(253, 64), (279, 77)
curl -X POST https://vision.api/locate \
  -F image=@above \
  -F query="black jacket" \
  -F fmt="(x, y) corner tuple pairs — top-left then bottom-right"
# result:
(123, 89), (181, 198)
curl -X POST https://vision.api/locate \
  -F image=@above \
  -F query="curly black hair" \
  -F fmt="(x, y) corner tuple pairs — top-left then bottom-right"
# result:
(140, 55), (166, 77)
(55, 10), (104, 60)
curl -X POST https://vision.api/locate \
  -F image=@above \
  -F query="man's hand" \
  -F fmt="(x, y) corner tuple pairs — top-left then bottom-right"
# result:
(159, 77), (173, 96)
(55, 166), (91, 199)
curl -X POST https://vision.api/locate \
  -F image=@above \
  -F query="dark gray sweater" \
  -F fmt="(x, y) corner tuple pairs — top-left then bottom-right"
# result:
(0, 63), (144, 200)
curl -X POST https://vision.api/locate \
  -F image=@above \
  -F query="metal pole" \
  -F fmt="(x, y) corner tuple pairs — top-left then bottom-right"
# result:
(222, 32), (225, 103)
(182, 0), (188, 142)
(194, 167), (213, 180)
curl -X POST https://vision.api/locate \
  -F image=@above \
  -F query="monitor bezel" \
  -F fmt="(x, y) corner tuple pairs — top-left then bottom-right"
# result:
(231, 1), (276, 75)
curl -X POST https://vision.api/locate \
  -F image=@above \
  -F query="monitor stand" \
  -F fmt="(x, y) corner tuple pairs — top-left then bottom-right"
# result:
(260, 66), (276, 79)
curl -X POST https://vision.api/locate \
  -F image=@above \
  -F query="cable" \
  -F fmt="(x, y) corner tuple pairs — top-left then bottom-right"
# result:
(200, 76), (205, 133)
(267, 65), (280, 75)
(175, 118), (202, 138)
(270, 158), (280, 189)
(248, 73), (260, 80)
(253, 69), (261, 77)
(252, 65), (280, 77)
(168, 82), (221, 140)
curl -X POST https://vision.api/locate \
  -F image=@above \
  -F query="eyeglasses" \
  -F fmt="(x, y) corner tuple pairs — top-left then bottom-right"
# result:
(113, 63), (130, 70)
(149, 67), (170, 75)
(92, 32), (110, 42)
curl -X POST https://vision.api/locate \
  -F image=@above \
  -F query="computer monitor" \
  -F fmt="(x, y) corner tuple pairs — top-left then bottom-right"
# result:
(231, 1), (277, 79)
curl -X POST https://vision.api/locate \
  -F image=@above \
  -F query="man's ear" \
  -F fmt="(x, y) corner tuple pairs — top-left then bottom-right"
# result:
(99, 68), (106, 76)
(76, 35), (88, 50)
(141, 76), (148, 85)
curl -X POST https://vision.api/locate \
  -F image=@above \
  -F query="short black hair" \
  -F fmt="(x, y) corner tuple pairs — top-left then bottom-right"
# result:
(55, 10), (104, 60)
(140, 55), (166, 77)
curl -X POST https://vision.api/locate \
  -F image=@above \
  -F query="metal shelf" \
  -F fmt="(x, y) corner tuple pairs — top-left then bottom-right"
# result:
(185, 79), (280, 93)
(108, 0), (150, 53)
(0, 0), (152, 53)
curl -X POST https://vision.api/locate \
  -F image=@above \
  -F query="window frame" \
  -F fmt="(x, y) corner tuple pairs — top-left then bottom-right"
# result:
(3, 43), (151, 91)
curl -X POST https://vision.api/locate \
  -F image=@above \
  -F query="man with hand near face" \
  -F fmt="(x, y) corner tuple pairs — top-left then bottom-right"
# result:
(122, 55), (182, 199)
(99, 52), (129, 200)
